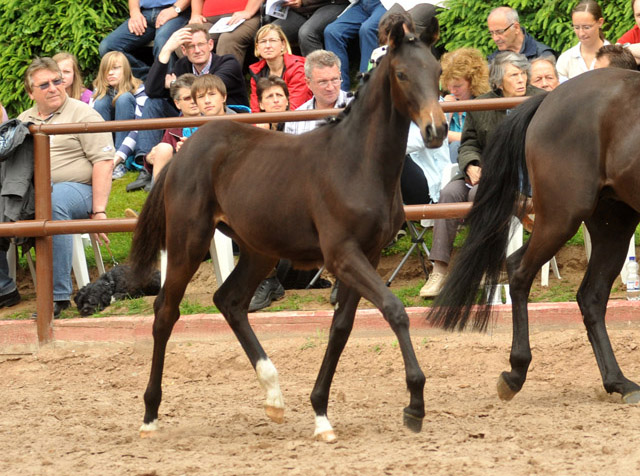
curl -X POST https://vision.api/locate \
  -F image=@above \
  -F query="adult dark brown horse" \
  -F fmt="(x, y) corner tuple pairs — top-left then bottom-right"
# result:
(129, 19), (447, 442)
(428, 68), (640, 404)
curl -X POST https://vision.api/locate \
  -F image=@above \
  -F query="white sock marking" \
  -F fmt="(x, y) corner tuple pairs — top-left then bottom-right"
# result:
(256, 358), (284, 409)
(314, 415), (334, 437)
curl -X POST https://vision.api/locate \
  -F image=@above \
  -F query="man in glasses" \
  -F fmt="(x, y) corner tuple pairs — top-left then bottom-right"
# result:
(7, 57), (115, 317)
(487, 6), (554, 62)
(130, 23), (248, 191)
(284, 49), (352, 135)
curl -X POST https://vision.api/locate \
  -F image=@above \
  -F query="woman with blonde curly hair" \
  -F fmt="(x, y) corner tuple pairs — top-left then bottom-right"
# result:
(440, 48), (490, 162)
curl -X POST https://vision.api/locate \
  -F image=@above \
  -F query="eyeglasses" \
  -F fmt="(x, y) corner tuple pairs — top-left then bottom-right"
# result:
(185, 42), (209, 51)
(315, 78), (342, 88)
(35, 78), (63, 90)
(489, 23), (515, 37)
(258, 38), (282, 45)
(572, 23), (596, 31)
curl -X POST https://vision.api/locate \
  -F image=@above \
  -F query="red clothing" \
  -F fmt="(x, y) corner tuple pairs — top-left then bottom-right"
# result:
(618, 25), (640, 44)
(248, 54), (312, 113)
(203, 0), (247, 17)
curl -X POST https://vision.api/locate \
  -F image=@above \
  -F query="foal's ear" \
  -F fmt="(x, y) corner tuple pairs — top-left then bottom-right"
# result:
(419, 16), (440, 48)
(387, 21), (407, 51)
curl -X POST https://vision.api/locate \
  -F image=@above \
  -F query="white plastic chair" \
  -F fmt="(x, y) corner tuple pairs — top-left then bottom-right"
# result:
(160, 229), (235, 286)
(8, 233), (105, 288)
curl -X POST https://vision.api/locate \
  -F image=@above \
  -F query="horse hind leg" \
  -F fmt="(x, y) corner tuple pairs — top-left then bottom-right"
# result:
(578, 199), (640, 403)
(498, 216), (581, 401)
(212, 251), (285, 423)
(140, 220), (214, 437)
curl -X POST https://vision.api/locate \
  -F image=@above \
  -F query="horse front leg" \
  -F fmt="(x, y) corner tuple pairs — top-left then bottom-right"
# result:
(310, 285), (360, 442)
(327, 246), (425, 434)
(213, 252), (285, 423)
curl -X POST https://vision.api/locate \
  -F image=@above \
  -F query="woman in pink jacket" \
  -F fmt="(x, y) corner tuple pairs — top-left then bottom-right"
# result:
(248, 24), (312, 112)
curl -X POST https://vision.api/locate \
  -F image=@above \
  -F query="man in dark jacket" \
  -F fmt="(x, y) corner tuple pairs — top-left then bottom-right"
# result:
(134, 23), (248, 172)
(487, 6), (555, 62)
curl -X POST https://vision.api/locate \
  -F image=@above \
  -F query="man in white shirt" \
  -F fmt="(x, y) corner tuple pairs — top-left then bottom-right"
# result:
(284, 49), (353, 135)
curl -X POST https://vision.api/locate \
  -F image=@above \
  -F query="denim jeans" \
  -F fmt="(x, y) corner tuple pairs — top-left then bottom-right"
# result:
(0, 250), (17, 296)
(93, 91), (136, 151)
(51, 182), (94, 301)
(324, 0), (386, 90)
(98, 7), (189, 79)
(135, 97), (179, 158)
(0, 183), (92, 301)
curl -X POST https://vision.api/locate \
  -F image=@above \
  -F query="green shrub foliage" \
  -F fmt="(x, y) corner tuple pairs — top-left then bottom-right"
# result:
(0, 0), (128, 117)
(439, 0), (635, 58)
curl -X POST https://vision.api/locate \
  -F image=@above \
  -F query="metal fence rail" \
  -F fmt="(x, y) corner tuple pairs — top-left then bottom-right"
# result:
(8, 96), (527, 344)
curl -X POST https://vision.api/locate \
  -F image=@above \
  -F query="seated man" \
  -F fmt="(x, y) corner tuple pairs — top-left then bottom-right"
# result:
(99, 0), (191, 80)
(135, 23), (248, 173)
(594, 44), (637, 70)
(529, 56), (560, 91)
(487, 6), (555, 61)
(5, 58), (114, 317)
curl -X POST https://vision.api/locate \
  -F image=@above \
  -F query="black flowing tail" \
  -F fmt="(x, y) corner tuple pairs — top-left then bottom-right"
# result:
(427, 93), (547, 332)
(128, 166), (169, 287)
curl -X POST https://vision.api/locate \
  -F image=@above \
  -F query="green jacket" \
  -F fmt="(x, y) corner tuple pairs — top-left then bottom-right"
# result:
(454, 85), (544, 182)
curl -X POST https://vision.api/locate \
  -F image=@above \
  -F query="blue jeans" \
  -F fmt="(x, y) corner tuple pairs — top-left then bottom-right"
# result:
(136, 97), (179, 158)
(99, 7), (189, 79)
(0, 183), (93, 302)
(324, 0), (386, 90)
(93, 91), (136, 151)
(0, 250), (17, 296)
(52, 182), (93, 301)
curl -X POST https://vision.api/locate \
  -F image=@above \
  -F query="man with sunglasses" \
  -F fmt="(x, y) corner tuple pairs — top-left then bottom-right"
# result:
(487, 6), (554, 62)
(9, 58), (115, 317)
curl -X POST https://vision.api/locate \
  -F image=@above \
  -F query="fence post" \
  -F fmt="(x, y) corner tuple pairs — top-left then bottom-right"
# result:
(32, 132), (53, 344)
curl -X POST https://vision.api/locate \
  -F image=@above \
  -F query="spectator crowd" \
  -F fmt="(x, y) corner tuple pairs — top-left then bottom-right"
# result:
(1, 0), (639, 315)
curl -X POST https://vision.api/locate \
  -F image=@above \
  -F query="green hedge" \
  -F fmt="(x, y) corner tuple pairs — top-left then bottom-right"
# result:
(438, 0), (635, 58)
(0, 0), (128, 117)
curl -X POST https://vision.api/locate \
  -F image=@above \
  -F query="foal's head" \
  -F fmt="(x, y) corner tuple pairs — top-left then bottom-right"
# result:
(386, 18), (447, 148)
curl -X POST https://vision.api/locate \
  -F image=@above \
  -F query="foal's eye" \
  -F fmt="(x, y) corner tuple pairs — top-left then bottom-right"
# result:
(396, 71), (409, 81)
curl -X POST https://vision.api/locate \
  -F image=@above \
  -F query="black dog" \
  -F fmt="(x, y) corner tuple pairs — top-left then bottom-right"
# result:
(74, 265), (161, 316)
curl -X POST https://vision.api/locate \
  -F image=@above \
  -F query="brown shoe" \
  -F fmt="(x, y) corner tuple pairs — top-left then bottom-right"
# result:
(124, 208), (139, 218)
(419, 272), (446, 298)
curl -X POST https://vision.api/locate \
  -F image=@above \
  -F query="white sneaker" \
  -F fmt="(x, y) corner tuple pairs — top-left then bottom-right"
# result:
(419, 272), (447, 298)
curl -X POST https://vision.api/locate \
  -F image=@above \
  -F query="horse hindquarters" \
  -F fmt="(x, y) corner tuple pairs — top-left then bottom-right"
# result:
(579, 199), (640, 402)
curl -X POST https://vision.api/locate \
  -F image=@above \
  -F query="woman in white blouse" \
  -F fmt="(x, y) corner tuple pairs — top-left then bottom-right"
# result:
(556, 0), (608, 82)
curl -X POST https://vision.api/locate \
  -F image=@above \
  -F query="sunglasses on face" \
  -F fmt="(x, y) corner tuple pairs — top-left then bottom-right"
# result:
(35, 78), (63, 90)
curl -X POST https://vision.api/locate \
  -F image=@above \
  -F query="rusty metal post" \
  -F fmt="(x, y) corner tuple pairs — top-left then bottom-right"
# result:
(32, 132), (53, 344)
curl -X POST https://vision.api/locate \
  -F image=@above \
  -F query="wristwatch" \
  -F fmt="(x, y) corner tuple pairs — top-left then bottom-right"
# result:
(173, 4), (182, 13)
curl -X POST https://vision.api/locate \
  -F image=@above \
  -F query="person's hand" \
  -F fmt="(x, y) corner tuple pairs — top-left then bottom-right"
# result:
(156, 6), (178, 28)
(466, 164), (482, 186)
(128, 11), (147, 36)
(189, 14), (207, 24)
(90, 212), (110, 246)
(227, 10), (252, 25)
(159, 27), (193, 63)
(255, 122), (270, 129)
(165, 73), (177, 89)
(175, 137), (187, 152)
(443, 94), (456, 102)
(146, 146), (158, 165)
(283, 0), (302, 7)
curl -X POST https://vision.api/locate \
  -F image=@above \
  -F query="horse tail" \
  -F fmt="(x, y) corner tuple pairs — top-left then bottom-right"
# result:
(427, 92), (547, 332)
(128, 167), (168, 286)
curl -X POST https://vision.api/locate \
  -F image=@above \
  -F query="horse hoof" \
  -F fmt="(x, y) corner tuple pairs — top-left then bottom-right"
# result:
(497, 374), (517, 401)
(622, 391), (640, 404)
(139, 420), (158, 438)
(315, 430), (337, 443)
(403, 411), (423, 433)
(265, 405), (285, 424)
